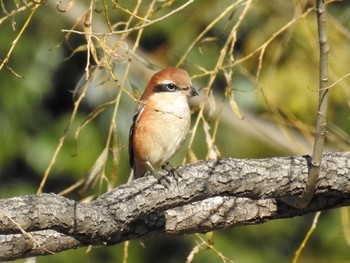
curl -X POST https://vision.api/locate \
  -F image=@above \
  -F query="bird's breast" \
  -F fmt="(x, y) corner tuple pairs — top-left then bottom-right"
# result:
(133, 99), (191, 167)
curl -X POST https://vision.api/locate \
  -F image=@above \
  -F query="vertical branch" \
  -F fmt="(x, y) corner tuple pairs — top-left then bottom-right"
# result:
(294, 0), (330, 208)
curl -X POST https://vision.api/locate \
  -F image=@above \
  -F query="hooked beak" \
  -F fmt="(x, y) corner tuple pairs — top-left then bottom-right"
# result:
(183, 85), (199, 97)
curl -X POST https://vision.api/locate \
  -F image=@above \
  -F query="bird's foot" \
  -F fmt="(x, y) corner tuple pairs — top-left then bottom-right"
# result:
(152, 170), (171, 188)
(161, 162), (181, 182)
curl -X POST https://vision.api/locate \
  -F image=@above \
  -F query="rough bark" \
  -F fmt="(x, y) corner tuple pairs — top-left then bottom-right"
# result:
(1, 152), (350, 261)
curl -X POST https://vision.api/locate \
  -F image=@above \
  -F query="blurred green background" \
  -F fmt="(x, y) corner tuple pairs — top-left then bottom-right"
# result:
(1, 0), (350, 262)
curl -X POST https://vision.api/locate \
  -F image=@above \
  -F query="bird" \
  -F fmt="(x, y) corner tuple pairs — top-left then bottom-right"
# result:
(128, 67), (199, 182)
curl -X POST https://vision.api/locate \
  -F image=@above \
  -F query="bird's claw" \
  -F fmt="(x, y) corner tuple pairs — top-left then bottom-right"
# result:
(152, 171), (171, 188)
(150, 163), (182, 188)
(161, 162), (182, 182)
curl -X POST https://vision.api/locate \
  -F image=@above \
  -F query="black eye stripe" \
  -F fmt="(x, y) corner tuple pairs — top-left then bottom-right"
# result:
(154, 83), (180, 93)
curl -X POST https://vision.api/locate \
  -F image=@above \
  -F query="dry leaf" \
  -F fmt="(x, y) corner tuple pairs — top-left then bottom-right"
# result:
(202, 117), (221, 160)
(80, 148), (108, 194)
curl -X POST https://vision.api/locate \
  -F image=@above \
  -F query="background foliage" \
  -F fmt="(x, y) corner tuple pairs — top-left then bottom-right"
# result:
(1, 0), (350, 262)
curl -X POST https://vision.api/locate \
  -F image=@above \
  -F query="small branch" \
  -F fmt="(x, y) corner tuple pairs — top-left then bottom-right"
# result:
(61, 0), (195, 36)
(1, 152), (350, 261)
(286, 0), (330, 208)
(0, 3), (39, 74)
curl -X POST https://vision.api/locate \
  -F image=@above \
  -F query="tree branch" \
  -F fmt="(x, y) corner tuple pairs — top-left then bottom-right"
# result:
(293, 0), (330, 208)
(1, 152), (350, 261)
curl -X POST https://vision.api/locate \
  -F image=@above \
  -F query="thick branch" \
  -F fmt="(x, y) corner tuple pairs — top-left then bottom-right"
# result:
(1, 152), (350, 261)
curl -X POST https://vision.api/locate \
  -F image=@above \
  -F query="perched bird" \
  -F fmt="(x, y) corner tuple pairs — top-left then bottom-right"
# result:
(128, 67), (199, 182)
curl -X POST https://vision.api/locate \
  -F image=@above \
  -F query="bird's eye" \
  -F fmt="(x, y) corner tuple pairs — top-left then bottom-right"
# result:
(166, 83), (177, 92)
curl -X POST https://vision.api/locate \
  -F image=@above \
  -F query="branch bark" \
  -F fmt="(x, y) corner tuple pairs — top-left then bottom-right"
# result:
(1, 152), (350, 261)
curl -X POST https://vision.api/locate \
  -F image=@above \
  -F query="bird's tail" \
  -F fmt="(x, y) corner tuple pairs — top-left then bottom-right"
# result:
(127, 169), (135, 183)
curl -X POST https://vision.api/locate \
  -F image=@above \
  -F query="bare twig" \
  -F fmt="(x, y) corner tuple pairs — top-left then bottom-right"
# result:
(292, 211), (322, 263)
(61, 0), (195, 36)
(0, 3), (38, 74)
(289, 0), (330, 208)
(185, 0), (253, 162)
(275, 0), (332, 210)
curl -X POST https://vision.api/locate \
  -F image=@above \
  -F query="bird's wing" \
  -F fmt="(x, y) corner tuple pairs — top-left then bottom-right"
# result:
(128, 103), (144, 168)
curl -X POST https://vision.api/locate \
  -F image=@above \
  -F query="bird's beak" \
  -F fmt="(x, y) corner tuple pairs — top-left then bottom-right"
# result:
(184, 85), (199, 97)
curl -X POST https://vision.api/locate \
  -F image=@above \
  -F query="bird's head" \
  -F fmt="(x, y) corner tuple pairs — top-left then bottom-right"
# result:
(142, 67), (199, 100)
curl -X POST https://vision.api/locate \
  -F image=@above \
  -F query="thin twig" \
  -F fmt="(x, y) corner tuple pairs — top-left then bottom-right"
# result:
(292, 212), (322, 263)
(185, 0), (253, 161)
(325, 72), (350, 89)
(0, 2), (34, 25)
(62, 0), (194, 36)
(284, 0), (330, 209)
(297, 0), (330, 208)
(0, 208), (54, 255)
(0, 3), (38, 73)
(176, 0), (245, 67)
